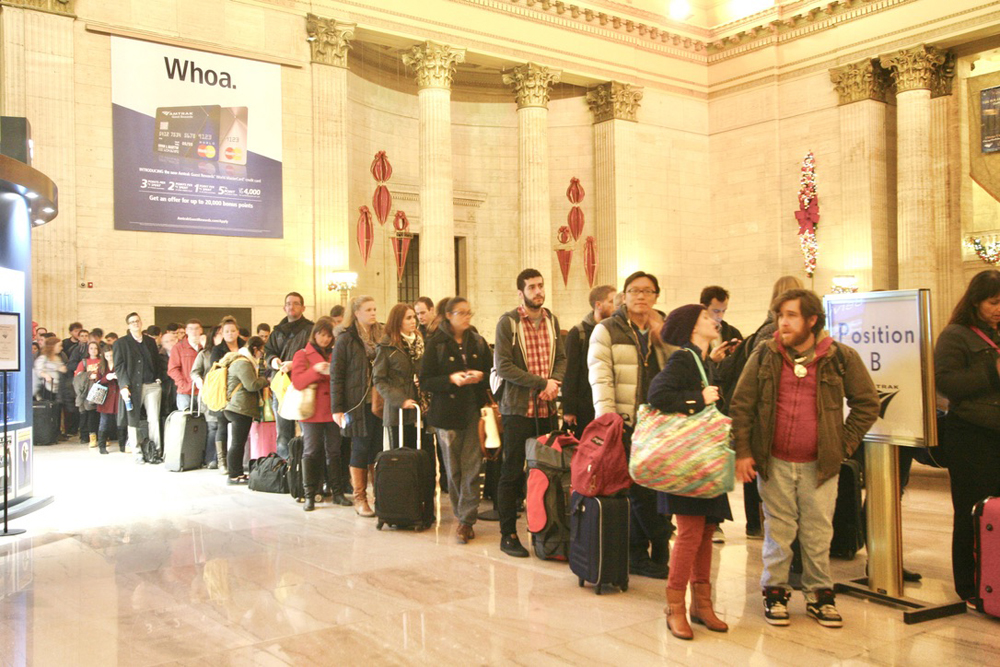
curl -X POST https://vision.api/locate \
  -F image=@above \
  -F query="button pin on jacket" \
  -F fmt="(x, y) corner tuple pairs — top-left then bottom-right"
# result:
(449, 356), (455, 361)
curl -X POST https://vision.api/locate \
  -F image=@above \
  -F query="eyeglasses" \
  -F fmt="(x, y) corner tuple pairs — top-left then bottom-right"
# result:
(450, 310), (474, 317)
(626, 289), (658, 296)
(127, 319), (141, 325)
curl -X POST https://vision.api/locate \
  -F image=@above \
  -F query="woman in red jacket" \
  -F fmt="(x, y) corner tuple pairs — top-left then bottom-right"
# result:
(95, 348), (122, 455)
(291, 317), (350, 511)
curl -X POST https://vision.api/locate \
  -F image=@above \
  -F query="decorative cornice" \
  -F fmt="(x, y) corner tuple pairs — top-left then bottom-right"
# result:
(402, 41), (466, 90)
(586, 81), (643, 123)
(931, 51), (957, 99)
(880, 44), (946, 93)
(306, 14), (355, 68)
(503, 63), (562, 109)
(829, 59), (891, 106)
(0, 0), (74, 17)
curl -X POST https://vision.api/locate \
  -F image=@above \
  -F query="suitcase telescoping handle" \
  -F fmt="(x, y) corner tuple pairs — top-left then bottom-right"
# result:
(398, 404), (422, 450)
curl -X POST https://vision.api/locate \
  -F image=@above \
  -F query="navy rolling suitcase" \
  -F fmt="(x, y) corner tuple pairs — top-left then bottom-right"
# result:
(570, 491), (630, 594)
(374, 407), (436, 531)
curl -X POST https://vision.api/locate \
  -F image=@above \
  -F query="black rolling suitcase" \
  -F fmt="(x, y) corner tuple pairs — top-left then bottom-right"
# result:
(374, 406), (435, 531)
(830, 459), (865, 559)
(33, 380), (61, 446)
(570, 492), (630, 594)
(287, 436), (305, 502)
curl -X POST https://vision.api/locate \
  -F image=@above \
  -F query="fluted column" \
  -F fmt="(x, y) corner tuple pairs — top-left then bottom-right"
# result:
(2, 5), (77, 332)
(403, 42), (465, 299)
(586, 82), (643, 288)
(307, 15), (354, 316)
(931, 54), (957, 333)
(880, 45), (947, 294)
(504, 63), (561, 281)
(830, 59), (893, 291)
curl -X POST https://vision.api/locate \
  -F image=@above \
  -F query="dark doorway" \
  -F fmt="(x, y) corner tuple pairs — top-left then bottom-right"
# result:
(154, 307), (254, 332)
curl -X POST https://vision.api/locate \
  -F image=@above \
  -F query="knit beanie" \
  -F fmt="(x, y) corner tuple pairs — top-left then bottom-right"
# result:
(662, 304), (705, 346)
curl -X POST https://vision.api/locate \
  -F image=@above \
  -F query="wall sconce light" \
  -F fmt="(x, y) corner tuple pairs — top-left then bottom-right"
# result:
(831, 275), (859, 294)
(327, 271), (358, 306)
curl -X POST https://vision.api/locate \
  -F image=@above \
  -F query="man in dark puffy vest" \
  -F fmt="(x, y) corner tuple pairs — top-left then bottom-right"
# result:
(562, 284), (615, 438)
(264, 291), (314, 459)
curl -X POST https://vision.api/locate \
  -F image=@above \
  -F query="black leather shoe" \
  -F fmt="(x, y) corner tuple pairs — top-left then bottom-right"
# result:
(630, 556), (668, 579)
(304, 495), (315, 512)
(903, 567), (922, 582)
(500, 534), (529, 558)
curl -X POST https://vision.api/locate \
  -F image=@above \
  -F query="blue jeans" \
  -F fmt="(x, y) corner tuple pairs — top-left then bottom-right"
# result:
(758, 458), (838, 593)
(176, 393), (193, 411)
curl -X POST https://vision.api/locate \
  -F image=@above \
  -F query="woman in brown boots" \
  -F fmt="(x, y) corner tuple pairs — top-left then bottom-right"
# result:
(647, 304), (733, 639)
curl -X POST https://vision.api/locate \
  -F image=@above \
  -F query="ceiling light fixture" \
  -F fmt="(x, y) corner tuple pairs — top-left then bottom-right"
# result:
(668, 0), (693, 22)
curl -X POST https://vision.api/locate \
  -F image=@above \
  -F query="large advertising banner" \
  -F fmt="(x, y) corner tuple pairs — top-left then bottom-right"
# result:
(825, 290), (936, 448)
(111, 37), (283, 238)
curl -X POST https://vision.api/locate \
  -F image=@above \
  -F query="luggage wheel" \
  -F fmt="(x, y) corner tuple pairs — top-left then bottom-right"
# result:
(376, 521), (384, 530)
(595, 585), (603, 596)
(578, 578), (585, 588)
(620, 581), (628, 593)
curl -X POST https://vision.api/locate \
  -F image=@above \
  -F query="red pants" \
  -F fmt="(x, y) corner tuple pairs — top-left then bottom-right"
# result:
(666, 515), (715, 591)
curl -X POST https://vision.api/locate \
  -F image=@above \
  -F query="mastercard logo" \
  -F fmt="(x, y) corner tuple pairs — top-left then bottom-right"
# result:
(225, 147), (244, 160)
(197, 144), (217, 158)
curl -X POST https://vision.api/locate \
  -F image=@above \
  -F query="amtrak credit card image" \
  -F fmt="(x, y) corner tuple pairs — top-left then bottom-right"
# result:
(218, 107), (249, 165)
(154, 105), (221, 159)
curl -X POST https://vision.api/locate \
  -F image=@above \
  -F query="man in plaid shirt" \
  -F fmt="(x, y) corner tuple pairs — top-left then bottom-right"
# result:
(494, 268), (567, 558)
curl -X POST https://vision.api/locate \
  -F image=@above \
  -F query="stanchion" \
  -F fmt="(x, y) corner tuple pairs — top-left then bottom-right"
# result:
(834, 441), (962, 623)
(2, 371), (26, 537)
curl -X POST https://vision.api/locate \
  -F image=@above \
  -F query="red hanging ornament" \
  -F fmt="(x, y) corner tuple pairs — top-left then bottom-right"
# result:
(392, 210), (409, 233)
(583, 236), (598, 288)
(568, 207), (585, 241)
(391, 234), (412, 281)
(566, 177), (585, 204)
(555, 225), (573, 286)
(372, 184), (392, 225)
(370, 151), (392, 183)
(356, 205), (374, 266)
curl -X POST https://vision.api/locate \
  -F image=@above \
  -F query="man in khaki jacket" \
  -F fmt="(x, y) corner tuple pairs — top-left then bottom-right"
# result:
(730, 289), (878, 629)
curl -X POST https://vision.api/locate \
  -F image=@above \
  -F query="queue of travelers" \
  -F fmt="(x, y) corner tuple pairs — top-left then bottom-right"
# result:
(30, 267), (1000, 637)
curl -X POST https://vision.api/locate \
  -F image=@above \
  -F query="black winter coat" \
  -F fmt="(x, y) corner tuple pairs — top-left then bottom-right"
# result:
(373, 337), (421, 428)
(112, 333), (162, 395)
(331, 322), (376, 437)
(647, 344), (733, 522)
(264, 316), (314, 377)
(420, 324), (492, 430)
(562, 314), (597, 430)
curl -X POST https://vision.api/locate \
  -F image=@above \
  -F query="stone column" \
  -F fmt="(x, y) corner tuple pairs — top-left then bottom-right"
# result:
(931, 54), (958, 333)
(504, 63), (561, 282)
(307, 15), (355, 316)
(1, 2), (77, 332)
(403, 42), (465, 299)
(829, 59), (893, 291)
(880, 45), (947, 295)
(586, 82), (643, 288)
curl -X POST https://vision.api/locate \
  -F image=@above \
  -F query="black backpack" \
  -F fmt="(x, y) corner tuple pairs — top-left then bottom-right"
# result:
(286, 436), (305, 501)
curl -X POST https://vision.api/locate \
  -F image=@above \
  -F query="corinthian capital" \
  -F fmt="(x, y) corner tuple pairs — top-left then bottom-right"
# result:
(2, 0), (75, 15)
(829, 59), (891, 106)
(306, 14), (355, 67)
(586, 81), (643, 123)
(931, 51), (957, 98)
(402, 42), (466, 90)
(880, 45), (947, 93)
(503, 63), (562, 109)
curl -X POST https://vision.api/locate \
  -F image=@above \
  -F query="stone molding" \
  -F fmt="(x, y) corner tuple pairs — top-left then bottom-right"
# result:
(829, 59), (891, 106)
(931, 51), (956, 99)
(402, 41), (466, 90)
(503, 63), (561, 109)
(880, 44), (946, 93)
(306, 14), (355, 68)
(0, 0), (74, 16)
(586, 81), (643, 123)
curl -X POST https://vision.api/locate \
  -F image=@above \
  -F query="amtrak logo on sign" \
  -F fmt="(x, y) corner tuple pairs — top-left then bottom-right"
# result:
(877, 386), (900, 419)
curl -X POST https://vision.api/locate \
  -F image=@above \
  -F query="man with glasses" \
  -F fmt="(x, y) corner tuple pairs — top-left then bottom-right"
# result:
(563, 285), (616, 438)
(113, 312), (163, 463)
(264, 292), (314, 459)
(494, 269), (567, 558)
(589, 271), (673, 579)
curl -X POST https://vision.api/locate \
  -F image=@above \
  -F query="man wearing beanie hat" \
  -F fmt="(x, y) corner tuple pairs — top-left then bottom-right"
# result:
(730, 288), (878, 629)
(589, 270), (675, 579)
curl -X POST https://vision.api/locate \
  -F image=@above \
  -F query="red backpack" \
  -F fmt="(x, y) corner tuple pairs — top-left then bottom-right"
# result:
(572, 413), (632, 497)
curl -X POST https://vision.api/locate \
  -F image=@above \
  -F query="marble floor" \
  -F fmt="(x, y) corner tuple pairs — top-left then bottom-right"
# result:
(0, 445), (995, 666)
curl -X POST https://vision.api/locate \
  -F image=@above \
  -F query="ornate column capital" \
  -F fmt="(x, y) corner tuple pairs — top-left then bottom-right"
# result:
(829, 59), (891, 106)
(402, 42), (466, 90)
(880, 45), (947, 93)
(0, 0), (75, 16)
(503, 63), (561, 109)
(306, 14), (355, 68)
(586, 81), (643, 122)
(931, 51), (957, 98)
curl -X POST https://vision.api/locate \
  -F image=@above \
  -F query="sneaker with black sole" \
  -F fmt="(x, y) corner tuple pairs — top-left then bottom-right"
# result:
(745, 527), (763, 540)
(712, 526), (725, 544)
(500, 534), (529, 558)
(805, 588), (843, 628)
(763, 587), (791, 626)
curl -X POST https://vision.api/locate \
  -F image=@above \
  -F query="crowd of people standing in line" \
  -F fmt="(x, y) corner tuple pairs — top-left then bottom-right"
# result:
(30, 266), (1000, 636)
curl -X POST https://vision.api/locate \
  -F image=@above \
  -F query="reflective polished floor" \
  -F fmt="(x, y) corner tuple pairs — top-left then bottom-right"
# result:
(1, 444), (996, 666)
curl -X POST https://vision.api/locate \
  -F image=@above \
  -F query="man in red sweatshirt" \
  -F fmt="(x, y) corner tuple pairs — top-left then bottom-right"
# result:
(730, 289), (878, 629)
(167, 319), (204, 411)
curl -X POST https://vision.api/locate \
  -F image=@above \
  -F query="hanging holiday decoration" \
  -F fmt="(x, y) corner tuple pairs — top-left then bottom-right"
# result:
(566, 178), (585, 241)
(371, 151), (393, 225)
(965, 236), (1000, 265)
(356, 205), (374, 266)
(795, 151), (819, 277)
(584, 236), (598, 288)
(391, 211), (413, 281)
(555, 225), (574, 286)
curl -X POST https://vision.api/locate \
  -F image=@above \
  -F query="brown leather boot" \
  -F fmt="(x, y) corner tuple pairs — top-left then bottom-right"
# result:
(665, 588), (693, 640)
(351, 467), (375, 517)
(689, 582), (728, 632)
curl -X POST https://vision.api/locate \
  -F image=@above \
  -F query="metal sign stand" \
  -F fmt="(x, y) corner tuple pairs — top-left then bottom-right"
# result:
(2, 371), (25, 537)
